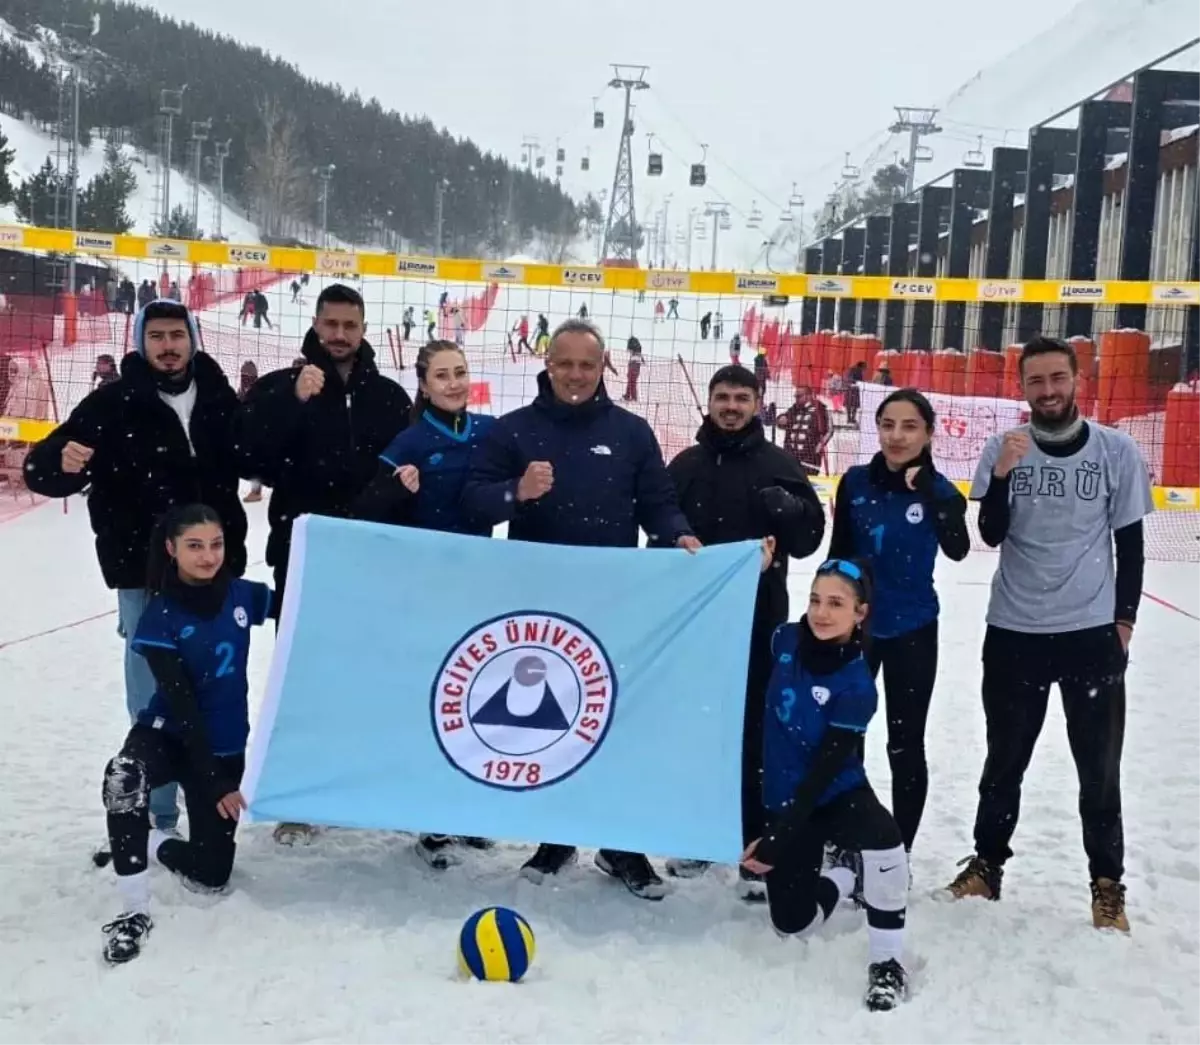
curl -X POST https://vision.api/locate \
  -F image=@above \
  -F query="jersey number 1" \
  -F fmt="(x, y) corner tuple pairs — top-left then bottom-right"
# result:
(868, 523), (885, 554)
(214, 641), (236, 679)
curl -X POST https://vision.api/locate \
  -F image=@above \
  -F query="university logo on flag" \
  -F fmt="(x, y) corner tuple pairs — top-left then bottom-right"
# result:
(244, 516), (762, 862)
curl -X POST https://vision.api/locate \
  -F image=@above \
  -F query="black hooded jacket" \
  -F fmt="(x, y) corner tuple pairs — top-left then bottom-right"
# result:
(233, 329), (411, 569)
(662, 416), (826, 632)
(23, 351), (247, 589)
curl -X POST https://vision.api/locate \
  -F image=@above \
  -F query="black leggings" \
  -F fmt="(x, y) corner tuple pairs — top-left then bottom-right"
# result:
(866, 619), (938, 851)
(103, 725), (244, 890)
(766, 786), (906, 955)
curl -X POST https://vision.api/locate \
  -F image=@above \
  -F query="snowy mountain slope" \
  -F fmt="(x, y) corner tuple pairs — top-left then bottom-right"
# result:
(0, 110), (261, 241)
(849, 0), (1198, 200)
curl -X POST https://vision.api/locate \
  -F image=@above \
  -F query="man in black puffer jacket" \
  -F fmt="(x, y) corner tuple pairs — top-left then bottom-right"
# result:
(234, 282), (411, 610)
(24, 299), (247, 833)
(657, 364), (826, 901)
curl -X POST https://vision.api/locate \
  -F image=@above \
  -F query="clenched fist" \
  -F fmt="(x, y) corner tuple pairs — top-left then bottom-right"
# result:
(61, 440), (94, 474)
(994, 430), (1031, 478)
(395, 465), (419, 493)
(516, 461), (554, 502)
(295, 365), (326, 403)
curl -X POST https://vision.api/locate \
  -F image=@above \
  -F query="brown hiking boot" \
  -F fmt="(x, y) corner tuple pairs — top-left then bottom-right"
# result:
(945, 854), (1003, 900)
(1091, 878), (1130, 932)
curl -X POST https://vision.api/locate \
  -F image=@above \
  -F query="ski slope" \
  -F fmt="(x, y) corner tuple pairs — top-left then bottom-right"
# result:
(0, 491), (1196, 1042)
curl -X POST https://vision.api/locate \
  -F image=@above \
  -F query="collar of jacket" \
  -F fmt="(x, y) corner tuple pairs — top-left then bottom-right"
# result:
(300, 328), (379, 389)
(795, 615), (865, 675)
(160, 565), (232, 620)
(118, 349), (225, 400)
(867, 447), (933, 492)
(696, 415), (767, 456)
(531, 368), (612, 422)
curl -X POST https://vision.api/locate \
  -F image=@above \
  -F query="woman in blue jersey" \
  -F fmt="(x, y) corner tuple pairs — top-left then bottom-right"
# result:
(353, 340), (494, 868)
(742, 560), (909, 1012)
(98, 504), (274, 964)
(354, 340), (494, 538)
(827, 388), (968, 857)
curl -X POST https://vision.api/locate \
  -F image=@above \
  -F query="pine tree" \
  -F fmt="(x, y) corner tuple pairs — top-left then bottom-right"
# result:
(77, 141), (135, 232)
(0, 128), (14, 206)
(152, 204), (199, 239)
(14, 158), (72, 227)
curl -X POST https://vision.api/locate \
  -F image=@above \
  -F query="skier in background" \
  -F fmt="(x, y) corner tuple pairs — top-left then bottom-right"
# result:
(578, 303), (589, 320)
(623, 336), (644, 403)
(290, 279), (302, 303)
(453, 308), (467, 348)
(654, 300), (665, 323)
(753, 348), (771, 399)
(424, 308), (437, 340)
(667, 297), (680, 320)
(238, 290), (255, 326)
(166, 281), (182, 302)
(713, 312), (724, 339)
(730, 332), (742, 365)
(402, 306), (415, 342)
(700, 311), (712, 340)
(252, 290), (272, 330)
(517, 315), (532, 354)
(535, 313), (550, 343)
(438, 290), (449, 314)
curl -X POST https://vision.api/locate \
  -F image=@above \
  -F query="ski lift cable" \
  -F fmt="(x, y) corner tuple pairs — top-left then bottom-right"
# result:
(647, 130), (749, 220)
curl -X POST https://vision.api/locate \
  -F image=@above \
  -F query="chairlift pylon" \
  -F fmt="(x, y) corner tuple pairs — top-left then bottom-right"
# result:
(690, 143), (708, 188)
(841, 151), (861, 179)
(963, 135), (986, 168)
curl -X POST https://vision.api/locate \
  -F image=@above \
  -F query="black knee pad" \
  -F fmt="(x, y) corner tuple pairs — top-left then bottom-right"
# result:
(102, 756), (148, 815)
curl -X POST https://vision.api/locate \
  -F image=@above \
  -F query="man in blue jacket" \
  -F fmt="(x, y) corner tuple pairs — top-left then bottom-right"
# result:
(463, 318), (698, 900)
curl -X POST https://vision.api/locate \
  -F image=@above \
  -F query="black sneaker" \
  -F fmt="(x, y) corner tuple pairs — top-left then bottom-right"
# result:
(865, 958), (908, 1011)
(519, 843), (578, 883)
(594, 849), (667, 901)
(736, 865), (767, 904)
(664, 857), (711, 879)
(416, 834), (459, 870)
(826, 844), (865, 908)
(102, 912), (153, 964)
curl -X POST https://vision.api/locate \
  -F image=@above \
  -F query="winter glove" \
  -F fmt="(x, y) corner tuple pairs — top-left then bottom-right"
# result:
(759, 484), (799, 517)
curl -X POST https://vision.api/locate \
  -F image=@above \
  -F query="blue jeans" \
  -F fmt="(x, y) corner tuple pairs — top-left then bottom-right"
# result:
(116, 588), (179, 829)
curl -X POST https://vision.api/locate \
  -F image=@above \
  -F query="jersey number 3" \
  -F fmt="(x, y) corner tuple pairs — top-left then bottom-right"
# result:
(213, 641), (236, 679)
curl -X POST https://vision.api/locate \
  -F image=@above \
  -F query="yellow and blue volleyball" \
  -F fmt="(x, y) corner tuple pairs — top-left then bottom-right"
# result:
(458, 906), (536, 983)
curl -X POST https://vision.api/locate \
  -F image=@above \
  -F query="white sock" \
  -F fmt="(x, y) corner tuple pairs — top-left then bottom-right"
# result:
(148, 828), (173, 868)
(862, 845), (908, 964)
(116, 870), (151, 915)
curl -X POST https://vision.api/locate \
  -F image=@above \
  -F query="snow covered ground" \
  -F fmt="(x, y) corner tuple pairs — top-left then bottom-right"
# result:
(0, 491), (1197, 1043)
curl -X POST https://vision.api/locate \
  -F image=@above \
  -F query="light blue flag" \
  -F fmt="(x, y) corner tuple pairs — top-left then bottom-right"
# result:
(243, 515), (762, 863)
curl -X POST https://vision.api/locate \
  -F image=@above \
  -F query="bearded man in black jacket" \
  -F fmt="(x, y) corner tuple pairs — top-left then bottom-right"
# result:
(24, 299), (248, 833)
(658, 364), (826, 901)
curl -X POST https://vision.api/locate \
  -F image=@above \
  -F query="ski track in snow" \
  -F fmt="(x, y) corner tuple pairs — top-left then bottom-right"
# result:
(0, 488), (1197, 1043)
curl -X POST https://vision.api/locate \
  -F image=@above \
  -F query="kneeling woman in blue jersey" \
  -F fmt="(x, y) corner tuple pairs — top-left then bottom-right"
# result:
(827, 388), (968, 855)
(100, 504), (273, 964)
(741, 560), (909, 1011)
(354, 339), (494, 869)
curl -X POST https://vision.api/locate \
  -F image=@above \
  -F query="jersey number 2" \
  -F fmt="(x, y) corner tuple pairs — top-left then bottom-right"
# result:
(868, 523), (885, 554)
(213, 641), (236, 679)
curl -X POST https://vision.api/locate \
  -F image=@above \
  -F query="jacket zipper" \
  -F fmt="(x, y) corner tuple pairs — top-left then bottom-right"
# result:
(345, 392), (355, 451)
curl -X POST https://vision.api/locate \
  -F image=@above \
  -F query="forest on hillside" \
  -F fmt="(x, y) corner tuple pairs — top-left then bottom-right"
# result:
(0, 0), (592, 254)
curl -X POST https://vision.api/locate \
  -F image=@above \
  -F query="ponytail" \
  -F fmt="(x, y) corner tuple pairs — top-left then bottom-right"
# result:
(146, 503), (224, 594)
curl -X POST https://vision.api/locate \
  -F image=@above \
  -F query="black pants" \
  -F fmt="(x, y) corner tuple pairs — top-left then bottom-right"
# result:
(273, 562), (288, 633)
(766, 786), (904, 936)
(974, 624), (1127, 882)
(103, 725), (244, 889)
(742, 623), (776, 847)
(866, 619), (939, 851)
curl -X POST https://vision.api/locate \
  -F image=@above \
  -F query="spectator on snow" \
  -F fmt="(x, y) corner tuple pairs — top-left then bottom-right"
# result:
(238, 361), (264, 504)
(844, 360), (866, 426)
(699, 311), (712, 339)
(238, 291), (255, 326)
(462, 318), (697, 901)
(658, 364), (824, 902)
(92, 354), (119, 389)
(252, 290), (272, 329)
(776, 385), (832, 476)
(753, 349), (770, 399)
(23, 300), (249, 837)
(234, 282), (412, 847)
(622, 335), (643, 402)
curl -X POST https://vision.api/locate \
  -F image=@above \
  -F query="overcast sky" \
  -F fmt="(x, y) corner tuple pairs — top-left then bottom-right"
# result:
(147, 0), (1084, 257)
